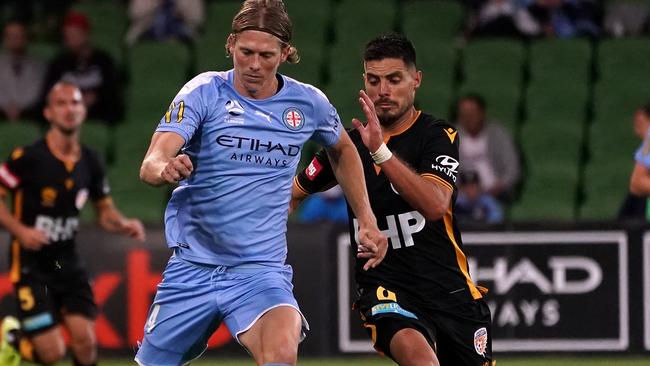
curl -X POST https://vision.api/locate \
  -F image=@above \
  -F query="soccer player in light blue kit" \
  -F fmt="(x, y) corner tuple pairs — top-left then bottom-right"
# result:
(135, 1), (387, 365)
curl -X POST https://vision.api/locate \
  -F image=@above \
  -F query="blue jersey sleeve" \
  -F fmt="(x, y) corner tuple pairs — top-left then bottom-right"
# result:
(310, 95), (342, 147)
(155, 74), (212, 144)
(635, 135), (650, 168)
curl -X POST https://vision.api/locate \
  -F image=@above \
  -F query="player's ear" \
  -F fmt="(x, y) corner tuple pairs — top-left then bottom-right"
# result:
(280, 43), (290, 63)
(414, 70), (422, 89)
(43, 106), (52, 121)
(225, 33), (236, 57)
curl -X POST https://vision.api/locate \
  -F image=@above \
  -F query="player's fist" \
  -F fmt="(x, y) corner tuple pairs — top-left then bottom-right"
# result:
(161, 154), (193, 184)
(356, 223), (388, 271)
(121, 218), (146, 242)
(17, 225), (49, 251)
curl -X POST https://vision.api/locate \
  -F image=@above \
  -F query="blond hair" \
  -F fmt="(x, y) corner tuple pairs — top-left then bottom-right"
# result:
(225, 0), (299, 63)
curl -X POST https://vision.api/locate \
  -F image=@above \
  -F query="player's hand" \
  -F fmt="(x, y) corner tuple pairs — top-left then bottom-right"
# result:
(351, 90), (384, 153)
(161, 154), (193, 184)
(121, 218), (146, 242)
(17, 225), (49, 251)
(356, 222), (388, 271)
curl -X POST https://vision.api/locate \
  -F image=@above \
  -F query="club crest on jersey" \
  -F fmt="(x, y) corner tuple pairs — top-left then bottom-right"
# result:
(474, 327), (488, 356)
(41, 187), (57, 207)
(283, 108), (305, 131)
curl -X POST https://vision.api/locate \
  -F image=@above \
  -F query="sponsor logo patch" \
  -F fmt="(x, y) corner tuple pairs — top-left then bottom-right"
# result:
(474, 327), (488, 356)
(306, 158), (322, 180)
(370, 302), (418, 319)
(432, 155), (459, 182)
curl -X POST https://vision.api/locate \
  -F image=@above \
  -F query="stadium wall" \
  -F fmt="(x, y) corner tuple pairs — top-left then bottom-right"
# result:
(1, 224), (649, 357)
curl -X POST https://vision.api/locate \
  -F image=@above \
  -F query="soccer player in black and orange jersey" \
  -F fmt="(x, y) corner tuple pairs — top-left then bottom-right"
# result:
(0, 82), (145, 366)
(292, 33), (494, 366)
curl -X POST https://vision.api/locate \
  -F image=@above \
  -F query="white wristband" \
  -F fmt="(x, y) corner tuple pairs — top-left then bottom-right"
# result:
(370, 143), (392, 165)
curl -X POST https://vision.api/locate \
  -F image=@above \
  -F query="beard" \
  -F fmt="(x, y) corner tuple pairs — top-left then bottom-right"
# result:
(376, 103), (410, 127)
(53, 121), (79, 136)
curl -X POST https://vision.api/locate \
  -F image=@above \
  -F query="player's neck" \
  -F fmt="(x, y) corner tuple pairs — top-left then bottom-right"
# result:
(234, 74), (279, 100)
(46, 129), (81, 162)
(383, 107), (418, 135)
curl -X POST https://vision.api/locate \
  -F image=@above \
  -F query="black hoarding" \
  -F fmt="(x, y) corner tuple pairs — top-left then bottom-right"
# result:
(337, 231), (629, 352)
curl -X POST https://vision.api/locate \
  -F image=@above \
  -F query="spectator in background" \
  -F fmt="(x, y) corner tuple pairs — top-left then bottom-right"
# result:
(466, 0), (541, 38)
(456, 94), (520, 202)
(604, 0), (650, 37)
(620, 102), (650, 220)
(526, 0), (601, 38)
(1, 0), (74, 42)
(0, 20), (46, 121)
(45, 11), (124, 125)
(456, 170), (504, 224)
(125, 0), (205, 45)
(297, 186), (348, 224)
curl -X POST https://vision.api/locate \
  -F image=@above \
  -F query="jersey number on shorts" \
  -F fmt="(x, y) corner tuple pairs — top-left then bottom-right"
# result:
(18, 286), (35, 311)
(165, 101), (185, 123)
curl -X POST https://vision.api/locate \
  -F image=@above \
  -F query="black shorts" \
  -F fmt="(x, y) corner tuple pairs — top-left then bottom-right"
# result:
(355, 285), (494, 366)
(14, 255), (97, 336)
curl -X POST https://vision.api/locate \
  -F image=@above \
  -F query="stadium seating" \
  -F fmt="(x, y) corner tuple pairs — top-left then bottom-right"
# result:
(81, 121), (114, 166)
(529, 39), (592, 86)
(71, 0), (127, 61)
(333, 0), (396, 48)
(580, 79), (650, 220)
(402, 0), (465, 41)
(511, 83), (588, 221)
(598, 38), (650, 83)
(415, 41), (457, 119)
(460, 39), (525, 132)
(195, 1), (243, 73)
(0, 121), (42, 160)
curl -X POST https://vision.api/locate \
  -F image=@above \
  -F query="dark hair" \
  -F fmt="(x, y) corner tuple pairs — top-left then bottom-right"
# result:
(226, 0), (299, 63)
(458, 93), (487, 112)
(363, 32), (417, 67)
(640, 101), (650, 117)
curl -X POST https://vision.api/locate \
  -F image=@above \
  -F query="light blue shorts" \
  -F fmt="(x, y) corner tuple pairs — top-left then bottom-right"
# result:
(134, 254), (309, 366)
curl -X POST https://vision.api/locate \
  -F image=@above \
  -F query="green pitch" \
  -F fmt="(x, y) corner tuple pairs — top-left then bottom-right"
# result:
(92, 357), (648, 366)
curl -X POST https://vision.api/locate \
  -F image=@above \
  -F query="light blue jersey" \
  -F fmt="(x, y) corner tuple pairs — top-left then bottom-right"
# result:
(635, 132), (650, 168)
(155, 70), (342, 266)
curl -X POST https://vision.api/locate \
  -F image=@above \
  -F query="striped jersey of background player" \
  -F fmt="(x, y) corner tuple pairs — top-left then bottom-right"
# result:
(292, 33), (494, 366)
(0, 82), (145, 366)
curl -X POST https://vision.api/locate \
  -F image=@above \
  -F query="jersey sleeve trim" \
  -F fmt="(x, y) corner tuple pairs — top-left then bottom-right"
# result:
(0, 163), (20, 189)
(443, 207), (483, 300)
(421, 173), (453, 192)
(154, 128), (189, 145)
(293, 176), (311, 196)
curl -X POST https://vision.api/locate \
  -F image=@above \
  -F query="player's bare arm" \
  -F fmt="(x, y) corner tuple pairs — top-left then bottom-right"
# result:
(352, 90), (451, 221)
(325, 131), (387, 270)
(0, 190), (48, 250)
(94, 197), (146, 242)
(630, 162), (650, 196)
(289, 182), (308, 214)
(140, 132), (193, 186)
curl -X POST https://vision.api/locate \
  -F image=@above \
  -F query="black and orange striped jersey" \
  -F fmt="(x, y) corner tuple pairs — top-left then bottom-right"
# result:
(0, 139), (109, 280)
(295, 112), (483, 308)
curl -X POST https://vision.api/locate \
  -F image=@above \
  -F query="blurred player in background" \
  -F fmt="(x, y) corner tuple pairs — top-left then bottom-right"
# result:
(623, 102), (650, 219)
(292, 33), (494, 366)
(0, 82), (145, 366)
(136, 1), (386, 365)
